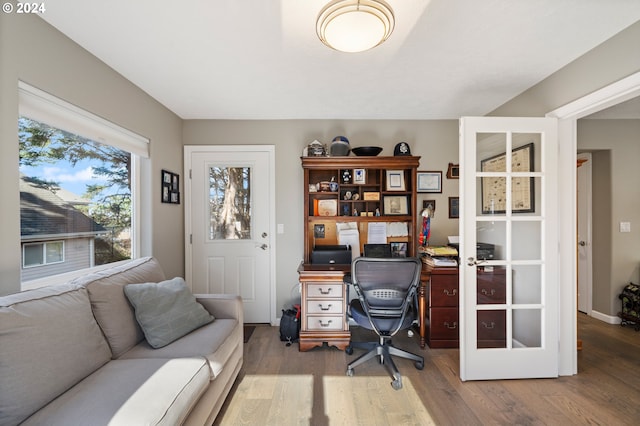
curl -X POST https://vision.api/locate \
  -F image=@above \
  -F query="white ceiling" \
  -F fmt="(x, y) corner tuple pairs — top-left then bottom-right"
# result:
(40, 0), (640, 120)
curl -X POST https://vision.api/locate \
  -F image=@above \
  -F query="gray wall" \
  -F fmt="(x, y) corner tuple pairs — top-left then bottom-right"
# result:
(491, 21), (640, 317)
(183, 120), (459, 311)
(578, 120), (640, 315)
(0, 14), (185, 295)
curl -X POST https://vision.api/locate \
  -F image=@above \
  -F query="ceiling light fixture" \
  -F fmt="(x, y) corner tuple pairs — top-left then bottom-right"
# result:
(316, 0), (395, 53)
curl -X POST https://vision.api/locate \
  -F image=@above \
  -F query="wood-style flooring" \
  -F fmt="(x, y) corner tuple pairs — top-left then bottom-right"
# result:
(214, 313), (640, 425)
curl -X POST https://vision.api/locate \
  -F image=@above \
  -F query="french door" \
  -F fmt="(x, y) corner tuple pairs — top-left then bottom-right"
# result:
(459, 117), (559, 380)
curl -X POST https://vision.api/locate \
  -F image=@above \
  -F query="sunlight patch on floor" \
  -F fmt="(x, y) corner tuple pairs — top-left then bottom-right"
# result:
(324, 375), (436, 425)
(219, 374), (436, 425)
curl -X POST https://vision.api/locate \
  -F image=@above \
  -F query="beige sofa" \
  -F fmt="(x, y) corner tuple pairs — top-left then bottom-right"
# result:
(0, 257), (243, 426)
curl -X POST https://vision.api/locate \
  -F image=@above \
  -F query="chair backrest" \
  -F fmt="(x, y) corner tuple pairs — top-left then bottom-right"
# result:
(350, 257), (422, 319)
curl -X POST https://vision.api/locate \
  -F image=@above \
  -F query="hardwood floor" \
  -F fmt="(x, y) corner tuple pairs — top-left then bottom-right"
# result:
(214, 313), (640, 425)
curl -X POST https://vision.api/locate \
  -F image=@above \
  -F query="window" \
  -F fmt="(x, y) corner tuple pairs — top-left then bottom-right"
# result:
(23, 241), (64, 268)
(18, 82), (149, 284)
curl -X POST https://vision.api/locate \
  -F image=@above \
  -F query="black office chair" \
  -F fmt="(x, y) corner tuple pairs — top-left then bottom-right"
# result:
(345, 257), (424, 390)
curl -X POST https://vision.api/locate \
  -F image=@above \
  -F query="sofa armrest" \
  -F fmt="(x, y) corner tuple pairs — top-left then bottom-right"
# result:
(195, 294), (243, 324)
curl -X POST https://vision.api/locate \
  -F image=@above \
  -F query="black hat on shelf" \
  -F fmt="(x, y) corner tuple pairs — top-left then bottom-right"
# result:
(394, 142), (411, 156)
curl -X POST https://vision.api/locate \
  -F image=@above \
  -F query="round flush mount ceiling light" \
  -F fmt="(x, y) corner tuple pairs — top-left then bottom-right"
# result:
(316, 0), (395, 53)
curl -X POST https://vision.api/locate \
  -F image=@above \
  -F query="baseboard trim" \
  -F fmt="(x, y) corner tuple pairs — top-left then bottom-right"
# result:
(590, 310), (621, 325)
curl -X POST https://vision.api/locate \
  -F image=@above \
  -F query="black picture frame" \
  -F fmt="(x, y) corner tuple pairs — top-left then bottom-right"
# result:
(480, 143), (534, 214)
(161, 170), (180, 204)
(449, 197), (459, 219)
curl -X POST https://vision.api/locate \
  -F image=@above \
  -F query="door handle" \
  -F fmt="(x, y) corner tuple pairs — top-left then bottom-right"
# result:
(257, 243), (268, 250)
(578, 241), (586, 246)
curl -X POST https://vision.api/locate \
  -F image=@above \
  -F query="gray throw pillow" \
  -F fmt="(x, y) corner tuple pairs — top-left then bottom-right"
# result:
(124, 277), (214, 348)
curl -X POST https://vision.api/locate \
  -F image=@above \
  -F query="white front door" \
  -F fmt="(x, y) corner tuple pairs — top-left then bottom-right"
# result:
(184, 145), (275, 324)
(459, 117), (559, 380)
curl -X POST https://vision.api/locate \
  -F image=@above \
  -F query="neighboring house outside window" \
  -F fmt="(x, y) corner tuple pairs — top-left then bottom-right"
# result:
(19, 174), (109, 282)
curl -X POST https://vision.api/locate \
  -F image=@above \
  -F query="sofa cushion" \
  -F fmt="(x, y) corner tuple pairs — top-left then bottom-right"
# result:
(0, 284), (112, 426)
(119, 318), (240, 379)
(20, 358), (210, 426)
(73, 256), (166, 357)
(124, 277), (214, 348)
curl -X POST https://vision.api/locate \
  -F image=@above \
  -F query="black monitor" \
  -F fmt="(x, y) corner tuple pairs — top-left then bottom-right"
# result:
(363, 243), (392, 258)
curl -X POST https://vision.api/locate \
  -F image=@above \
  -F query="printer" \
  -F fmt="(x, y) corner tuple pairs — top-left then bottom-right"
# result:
(447, 242), (495, 260)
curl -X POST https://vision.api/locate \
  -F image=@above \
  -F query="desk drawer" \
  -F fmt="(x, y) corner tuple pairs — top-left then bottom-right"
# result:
(430, 281), (459, 307)
(306, 300), (343, 314)
(306, 315), (344, 331)
(307, 283), (343, 298)
(428, 308), (459, 340)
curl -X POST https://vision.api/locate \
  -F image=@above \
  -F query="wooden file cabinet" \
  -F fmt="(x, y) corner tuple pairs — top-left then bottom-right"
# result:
(298, 264), (350, 352)
(423, 266), (507, 349)
(477, 267), (507, 348)
(424, 267), (459, 348)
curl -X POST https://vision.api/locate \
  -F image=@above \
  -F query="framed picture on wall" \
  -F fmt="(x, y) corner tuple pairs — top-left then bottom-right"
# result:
(161, 170), (180, 204)
(481, 143), (534, 213)
(417, 171), (442, 193)
(448, 197), (459, 219)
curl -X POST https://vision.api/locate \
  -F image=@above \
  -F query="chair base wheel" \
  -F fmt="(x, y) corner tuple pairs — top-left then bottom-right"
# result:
(415, 360), (424, 370)
(346, 368), (354, 377)
(345, 346), (353, 355)
(391, 379), (402, 390)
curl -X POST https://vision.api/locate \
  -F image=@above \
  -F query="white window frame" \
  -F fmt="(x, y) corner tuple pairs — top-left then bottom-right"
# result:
(18, 81), (152, 287)
(22, 240), (65, 268)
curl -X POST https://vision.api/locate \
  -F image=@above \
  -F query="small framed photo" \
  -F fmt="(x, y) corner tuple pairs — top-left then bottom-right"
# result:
(386, 170), (405, 191)
(383, 195), (409, 215)
(390, 242), (408, 257)
(161, 169), (180, 204)
(423, 199), (436, 216)
(417, 171), (442, 193)
(449, 196), (460, 219)
(446, 163), (460, 179)
(353, 168), (366, 184)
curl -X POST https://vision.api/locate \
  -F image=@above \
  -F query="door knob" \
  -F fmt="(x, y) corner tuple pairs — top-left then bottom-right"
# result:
(467, 257), (487, 266)
(578, 241), (586, 246)
(262, 232), (268, 238)
(259, 244), (268, 250)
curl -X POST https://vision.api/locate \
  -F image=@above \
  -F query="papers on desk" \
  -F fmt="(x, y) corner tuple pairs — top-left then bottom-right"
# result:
(423, 245), (458, 257)
(422, 255), (458, 267)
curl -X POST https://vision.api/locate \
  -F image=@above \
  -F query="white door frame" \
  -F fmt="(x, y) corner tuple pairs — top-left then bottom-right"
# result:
(184, 145), (277, 325)
(547, 71), (640, 376)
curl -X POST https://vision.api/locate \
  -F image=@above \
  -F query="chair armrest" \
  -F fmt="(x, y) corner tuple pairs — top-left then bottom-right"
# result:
(195, 294), (243, 324)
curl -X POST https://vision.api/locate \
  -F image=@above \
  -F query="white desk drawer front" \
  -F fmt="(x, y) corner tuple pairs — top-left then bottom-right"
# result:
(306, 315), (344, 331)
(307, 283), (343, 298)
(306, 300), (343, 314)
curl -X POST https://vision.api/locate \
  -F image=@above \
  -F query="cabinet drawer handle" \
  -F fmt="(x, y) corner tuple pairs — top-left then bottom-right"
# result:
(443, 289), (457, 297)
(481, 321), (495, 329)
(318, 304), (332, 311)
(444, 321), (457, 329)
(318, 319), (333, 328)
(481, 288), (496, 296)
(318, 288), (332, 295)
